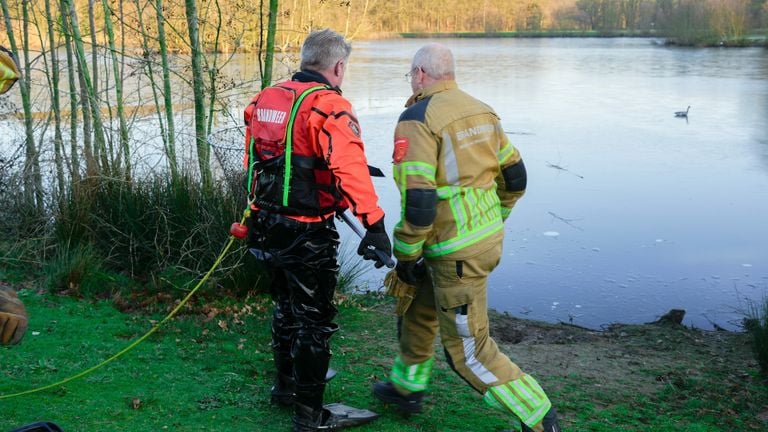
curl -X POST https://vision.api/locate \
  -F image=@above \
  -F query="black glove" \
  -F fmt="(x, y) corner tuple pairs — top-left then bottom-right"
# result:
(396, 258), (426, 285)
(357, 218), (391, 268)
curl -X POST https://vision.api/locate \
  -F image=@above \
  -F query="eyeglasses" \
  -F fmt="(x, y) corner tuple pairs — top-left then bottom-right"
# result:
(405, 67), (421, 82)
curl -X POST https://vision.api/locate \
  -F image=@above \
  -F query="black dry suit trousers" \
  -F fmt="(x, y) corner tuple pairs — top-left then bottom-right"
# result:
(248, 211), (340, 410)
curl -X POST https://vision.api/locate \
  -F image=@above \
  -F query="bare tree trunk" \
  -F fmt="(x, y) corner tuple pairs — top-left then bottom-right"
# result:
(258, 0), (264, 80)
(89, 0), (117, 168)
(156, 0), (179, 180)
(23, 0), (44, 212)
(65, 0), (96, 177)
(344, 1), (351, 36)
(184, 0), (212, 188)
(261, 0), (278, 90)
(59, 0), (80, 182)
(348, 0), (370, 39)
(88, 0), (99, 103)
(136, 0), (172, 180)
(1, 0), (43, 214)
(205, 0), (223, 135)
(43, 0), (66, 199)
(102, 0), (131, 180)
(66, 0), (111, 175)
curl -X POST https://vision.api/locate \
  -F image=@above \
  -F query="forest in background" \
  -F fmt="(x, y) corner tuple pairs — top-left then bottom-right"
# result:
(0, 0), (767, 302)
(3, 0), (768, 53)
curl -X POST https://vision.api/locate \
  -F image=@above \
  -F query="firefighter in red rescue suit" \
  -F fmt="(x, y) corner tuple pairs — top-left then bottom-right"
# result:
(372, 43), (562, 432)
(0, 46), (28, 347)
(243, 29), (390, 431)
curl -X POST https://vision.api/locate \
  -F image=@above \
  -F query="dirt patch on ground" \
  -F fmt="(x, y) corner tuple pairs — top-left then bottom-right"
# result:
(488, 310), (758, 398)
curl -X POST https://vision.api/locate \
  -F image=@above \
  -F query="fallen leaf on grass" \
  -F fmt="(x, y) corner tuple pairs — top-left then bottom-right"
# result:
(758, 408), (768, 422)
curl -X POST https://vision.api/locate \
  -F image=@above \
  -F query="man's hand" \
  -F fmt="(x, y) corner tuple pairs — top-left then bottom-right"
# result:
(395, 258), (426, 285)
(0, 285), (28, 345)
(357, 218), (392, 268)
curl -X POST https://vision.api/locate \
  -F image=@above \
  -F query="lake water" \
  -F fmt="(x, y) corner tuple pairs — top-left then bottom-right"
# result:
(2, 38), (767, 330)
(340, 38), (768, 331)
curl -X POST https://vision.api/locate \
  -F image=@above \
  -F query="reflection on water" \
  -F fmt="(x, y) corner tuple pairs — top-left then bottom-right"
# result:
(342, 38), (768, 330)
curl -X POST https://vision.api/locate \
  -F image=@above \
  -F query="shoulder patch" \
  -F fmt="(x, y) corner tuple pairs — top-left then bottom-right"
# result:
(347, 120), (361, 137)
(393, 137), (409, 163)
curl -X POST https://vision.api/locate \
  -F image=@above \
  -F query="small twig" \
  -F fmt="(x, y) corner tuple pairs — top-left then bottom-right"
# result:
(548, 211), (584, 231)
(546, 161), (584, 179)
(504, 130), (535, 136)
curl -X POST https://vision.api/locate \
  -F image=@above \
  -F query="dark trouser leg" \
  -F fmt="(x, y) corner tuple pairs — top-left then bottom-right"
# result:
(252, 213), (339, 411)
(288, 224), (339, 411)
(271, 271), (300, 404)
(262, 218), (339, 412)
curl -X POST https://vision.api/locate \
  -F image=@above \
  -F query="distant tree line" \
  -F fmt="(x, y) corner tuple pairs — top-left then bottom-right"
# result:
(3, 1), (767, 55)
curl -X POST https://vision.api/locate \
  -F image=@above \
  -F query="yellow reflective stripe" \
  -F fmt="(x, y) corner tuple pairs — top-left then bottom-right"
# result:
(436, 185), (457, 199)
(498, 139), (515, 164)
(426, 186), (503, 257)
(393, 164), (403, 188)
(394, 237), (424, 256)
(485, 375), (551, 426)
(520, 375), (548, 402)
(424, 221), (503, 257)
(394, 164), (407, 220)
(480, 188), (501, 225)
(390, 355), (434, 392)
(402, 161), (436, 182)
(500, 206), (512, 220)
(449, 192), (468, 235)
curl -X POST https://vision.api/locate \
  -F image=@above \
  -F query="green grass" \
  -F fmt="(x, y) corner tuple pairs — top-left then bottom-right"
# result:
(745, 295), (768, 374)
(2, 289), (767, 431)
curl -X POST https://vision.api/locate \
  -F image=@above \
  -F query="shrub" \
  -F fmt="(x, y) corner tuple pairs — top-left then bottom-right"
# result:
(42, 244), (127, 298)
(744, 295), (768, 374)
(53, 174), (260, 298)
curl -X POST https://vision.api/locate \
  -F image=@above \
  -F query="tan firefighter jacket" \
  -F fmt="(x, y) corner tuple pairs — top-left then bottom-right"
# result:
(392, 80), (525, 261)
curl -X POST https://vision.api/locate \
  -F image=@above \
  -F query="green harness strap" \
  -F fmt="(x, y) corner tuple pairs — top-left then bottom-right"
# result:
(246, 84), (329, 206)
(282, 85), (328, 206)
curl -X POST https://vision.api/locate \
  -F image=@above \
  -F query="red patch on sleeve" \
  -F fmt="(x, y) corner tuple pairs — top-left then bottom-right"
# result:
(393, 137), (409, 163)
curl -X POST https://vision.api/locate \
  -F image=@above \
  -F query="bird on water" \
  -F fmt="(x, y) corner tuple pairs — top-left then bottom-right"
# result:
(675, 106), (690, 118)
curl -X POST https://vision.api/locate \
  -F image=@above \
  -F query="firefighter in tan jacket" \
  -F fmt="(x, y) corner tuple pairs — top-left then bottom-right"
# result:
(373, 43), (562, 432)
(0, 47), (27, 347)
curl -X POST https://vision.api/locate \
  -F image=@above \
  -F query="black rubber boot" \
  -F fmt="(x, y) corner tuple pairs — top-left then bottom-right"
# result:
(271, 369), (339, 406)
(271, 372), (296, 406)
(518, 407), (562, 432)
(10, 423), (64, 432)
(293, 402), (378, 431)
(372, 381), (424, 414)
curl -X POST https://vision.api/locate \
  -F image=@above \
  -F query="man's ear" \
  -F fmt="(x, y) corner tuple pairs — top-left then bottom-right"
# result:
(335, 60), (345, 77)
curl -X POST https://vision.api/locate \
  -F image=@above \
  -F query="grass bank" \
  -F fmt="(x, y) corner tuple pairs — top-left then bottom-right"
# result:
(398, 31), (768, 47)
(399, 30), (658, 39)
(2, 283), (767, 431)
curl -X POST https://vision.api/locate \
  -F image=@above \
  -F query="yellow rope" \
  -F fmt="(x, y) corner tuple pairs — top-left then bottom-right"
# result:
(0, 225), (243, 400)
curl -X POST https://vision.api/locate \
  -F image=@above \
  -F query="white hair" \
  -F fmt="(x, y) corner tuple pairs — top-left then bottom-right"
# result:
(412, 43), (455, 80)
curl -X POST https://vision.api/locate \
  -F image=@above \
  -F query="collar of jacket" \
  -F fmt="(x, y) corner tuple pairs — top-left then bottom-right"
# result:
(405, 79), (458, 107)
(291, 70), (342, 94)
